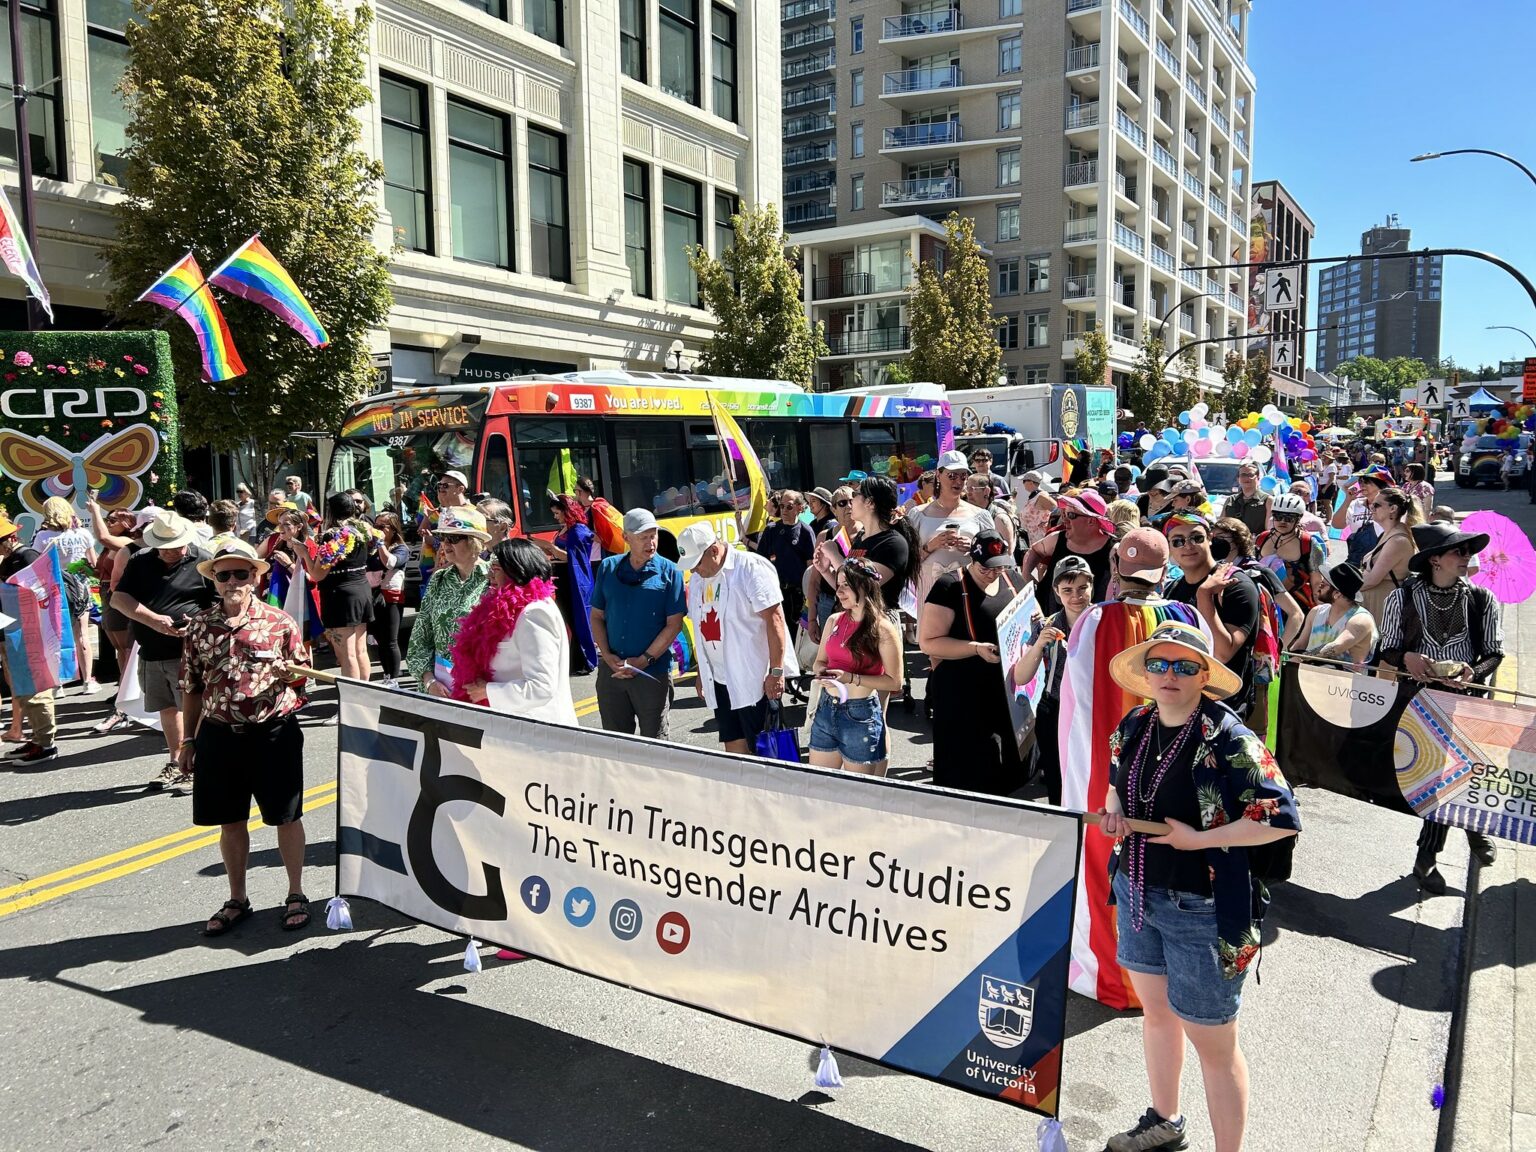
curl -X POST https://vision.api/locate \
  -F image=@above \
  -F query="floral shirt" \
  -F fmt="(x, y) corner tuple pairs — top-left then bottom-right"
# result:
(406, 559), (489, 686)
(179, 600), (303, 725)
(1107, 698), (1301, 979)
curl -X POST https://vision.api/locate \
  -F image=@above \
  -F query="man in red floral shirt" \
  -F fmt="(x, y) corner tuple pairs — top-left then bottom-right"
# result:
(178, 538), (310, 937)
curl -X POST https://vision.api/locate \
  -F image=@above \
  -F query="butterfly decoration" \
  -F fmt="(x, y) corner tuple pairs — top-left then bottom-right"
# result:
(0, 424), (161, 516)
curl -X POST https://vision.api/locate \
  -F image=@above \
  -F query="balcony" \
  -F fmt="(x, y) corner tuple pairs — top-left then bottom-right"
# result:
(1066, 42), (1101, 72)
(1211, 104), (1230, 136)
(1118, 0), (1149, 41)
(1066, 101), (1100, 130)
(1114, 221), (1145, 256)
(1205, 276), (1222, 296)
(784, 201), (835, 226)
(1155, 39), (1181, 78)
(883, 65), (963, 95)
(1186, 33), (1203, 64)
(1067, 0), (1102, 11)
(1116, 61), (1141, 97)
(1207, 189), (1225, 220)
(783, 83), (834, 109)
(781, 0), (831, 23)
(1064, 219), (1098, 244)
(784, 171), (836, 197)
(1234, 129), (1248, 156)
(783, 24), (833, 50)
(1179, 313), (1196, 334)
(1183, 128), (1199, 155)
(785, 142), (835, 167)
(1116, 107), (1146, 148)
(1151, 244), (1176, 273)
(1063, 273), (1098, 299)
(828, 327), (910, 356)
(1182, 170), (1204, 198)
(1180, 220), (1197, 246)
(784, 113), (834, 139)
(1185, 74), (1207, 108)
(1180, 266), (1201, 288)
(1153, 140), (1178, 175)
(883, 9), (960, 38)
(881, 176), (967, 206)
(783, 52), (834, 81)
(813, 271), (875, 300)
(1065, 159), (1098, 186)
(1227, 291), (1245, 313)
(884, 121), (963, 148)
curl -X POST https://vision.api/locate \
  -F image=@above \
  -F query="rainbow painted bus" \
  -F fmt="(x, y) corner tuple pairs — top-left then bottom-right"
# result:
(327, 371), (954, 554)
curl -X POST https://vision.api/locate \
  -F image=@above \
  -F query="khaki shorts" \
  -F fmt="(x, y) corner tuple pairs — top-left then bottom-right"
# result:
(140, 657), (183, 713)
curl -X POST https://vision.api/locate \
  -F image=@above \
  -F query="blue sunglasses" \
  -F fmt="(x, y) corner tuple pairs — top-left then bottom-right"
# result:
(1144, 657), (1204, 678)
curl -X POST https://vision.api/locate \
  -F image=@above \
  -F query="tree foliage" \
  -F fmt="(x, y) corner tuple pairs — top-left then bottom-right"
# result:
(1165, 345), (1201, 426)
(1071, 322), (1110, 389)
(689, 204), (826, 387)
(106, 0), (392, 452)
(1247, 355), (1273, 412)
(1125, 324), (1170, 428)
(905, 213), (1001, 391)
(1220, 350), (1252, 420)
(1333, 355), (1430, 404)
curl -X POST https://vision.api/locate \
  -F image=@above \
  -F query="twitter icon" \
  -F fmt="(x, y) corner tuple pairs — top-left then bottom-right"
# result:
(563, 886), (597, 928)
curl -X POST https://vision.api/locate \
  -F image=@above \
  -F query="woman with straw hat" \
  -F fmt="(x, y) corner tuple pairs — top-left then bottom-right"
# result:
(1096, 621), (1300, 1152)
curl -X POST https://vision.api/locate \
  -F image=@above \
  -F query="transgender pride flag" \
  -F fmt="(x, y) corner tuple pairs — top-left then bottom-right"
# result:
(0, 547), (76, 695)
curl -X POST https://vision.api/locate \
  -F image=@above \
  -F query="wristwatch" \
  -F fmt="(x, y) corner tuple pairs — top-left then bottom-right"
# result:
(768, 666), (784, 676)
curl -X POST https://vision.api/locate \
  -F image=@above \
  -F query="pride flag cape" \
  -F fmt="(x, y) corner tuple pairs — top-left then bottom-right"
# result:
(137, 252), (246, 382)
(0, 547), (77, 695)
(708, 397), (769, 536)
(0, 183), (51, 320)
(208, 234), (330, 348)
(1058, 595), (1207, 1010)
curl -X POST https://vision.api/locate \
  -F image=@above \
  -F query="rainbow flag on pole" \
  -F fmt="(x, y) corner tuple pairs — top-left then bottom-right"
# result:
(708, 396), (769, 537)
(0, 183), (51, 321)
(0, 547), (76, 695)
(137, 252), (246, 382)
(208, 234), (330, 348)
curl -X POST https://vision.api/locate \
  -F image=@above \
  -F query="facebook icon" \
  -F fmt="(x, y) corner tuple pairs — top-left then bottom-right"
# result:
(520, 875), (551, 914)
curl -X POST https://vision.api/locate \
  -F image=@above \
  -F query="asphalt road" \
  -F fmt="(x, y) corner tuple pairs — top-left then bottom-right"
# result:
(0, 476), (1513, 1151)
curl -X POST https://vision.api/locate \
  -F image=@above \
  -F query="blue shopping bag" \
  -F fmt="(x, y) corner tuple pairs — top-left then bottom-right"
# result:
(755, 700), (800, 763)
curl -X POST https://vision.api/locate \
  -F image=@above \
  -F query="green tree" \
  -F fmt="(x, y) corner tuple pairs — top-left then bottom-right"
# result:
(1165, 345), (1202, 427)
(689, 204), (826, 387)
(1334, 355), (1428, 404)
(1220, 350), (1252, 420)
(1247, 354), (1273, 412)
(882, 359), (913, 386)
(106, 0), (391, 453)
(1125, 324), (1170, 428)
(1071, 322), (1111, 389)
(1314, 402), (1331, 427)
(906, 212), (1001, 391)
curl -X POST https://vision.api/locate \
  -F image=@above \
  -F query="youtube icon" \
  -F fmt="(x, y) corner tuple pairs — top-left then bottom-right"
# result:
(656, 911), (691, 955)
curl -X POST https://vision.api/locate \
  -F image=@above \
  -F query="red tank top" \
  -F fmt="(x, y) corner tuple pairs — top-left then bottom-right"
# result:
(825, 612), (884, 675)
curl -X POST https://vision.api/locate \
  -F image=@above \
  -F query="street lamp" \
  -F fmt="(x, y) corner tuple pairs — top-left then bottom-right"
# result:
(1155, 291), (1219, 345)
(1485, 324), (1536, 353)
(1411, 149), (1536, 188)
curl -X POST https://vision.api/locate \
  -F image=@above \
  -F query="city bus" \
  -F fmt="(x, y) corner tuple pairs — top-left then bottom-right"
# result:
(326, 370), (954, 565)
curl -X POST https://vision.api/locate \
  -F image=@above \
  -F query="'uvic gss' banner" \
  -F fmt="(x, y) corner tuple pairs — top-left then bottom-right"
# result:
(334, 680), (1081, 1116)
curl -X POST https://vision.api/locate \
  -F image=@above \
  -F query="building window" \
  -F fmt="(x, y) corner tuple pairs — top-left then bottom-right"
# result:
(849, 68), (864, 107)
(623, 159), (651, 297)
(660, 0), (699, 104)
(448, 98), (512, 269)
(525, 0), (562, 44)
(998, 91), (1020, 131)
(1023, 366), (1048, 385)
(1026, 255), (1050, 292)
(998, 34), (1021, 73)
(663, 172), (701, 305)
(714, 190), (737, 254)
(620, 0), (646, 81)
(997, 258), (1019, 295)
(850, 15), (863, 52)
(997, 314), (1019, 350)
(997, 203), (1020, 242)
(711, 5), (737, 122)
(851, 121), (864, 158)
(87, 0), (131, 187)
(1000, 0), (1021, 15)
(380, 75), (431, 253)
(851, 174), (864, 211)
(462, 0), (506, 20)
(1026, 311), (1049, 348)
(997, 146), (1019, 186)
(528, 126), (570, 281)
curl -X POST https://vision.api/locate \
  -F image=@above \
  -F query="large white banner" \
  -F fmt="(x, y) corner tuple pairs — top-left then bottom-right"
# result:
(335, 681), (1081, 1116)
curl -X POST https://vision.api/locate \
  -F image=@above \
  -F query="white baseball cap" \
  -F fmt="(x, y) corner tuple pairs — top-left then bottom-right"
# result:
(676, 521), (718, 571)
(937, 449), (970, 472)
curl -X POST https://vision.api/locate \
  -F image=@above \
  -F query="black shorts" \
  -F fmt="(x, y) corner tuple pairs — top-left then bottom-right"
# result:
(192, 714), (305, 827)
(320, 580), (374, 629)
(714, 682), (769, 747)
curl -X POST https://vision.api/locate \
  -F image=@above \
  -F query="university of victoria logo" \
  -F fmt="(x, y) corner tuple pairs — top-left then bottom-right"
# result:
(977, 975), (1034, 1049)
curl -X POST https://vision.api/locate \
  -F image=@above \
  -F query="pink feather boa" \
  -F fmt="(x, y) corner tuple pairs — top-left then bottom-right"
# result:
(449, 577), (557, 702)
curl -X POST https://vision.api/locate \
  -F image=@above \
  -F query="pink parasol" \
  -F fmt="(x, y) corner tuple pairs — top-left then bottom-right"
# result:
(1462, 510), (1536, 604)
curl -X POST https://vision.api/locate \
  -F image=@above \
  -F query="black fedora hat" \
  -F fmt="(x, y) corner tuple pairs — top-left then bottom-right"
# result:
(1321, 561), (1364, 602)
(1409, 522), (1490, 574)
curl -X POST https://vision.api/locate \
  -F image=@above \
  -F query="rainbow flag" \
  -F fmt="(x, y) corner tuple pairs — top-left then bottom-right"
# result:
(708, 397), (768, 536)
(208, 234), (330, 348)
(0, 183), (51, 320)
(137, 252), (246, 382)
(0, 547), (76, 695)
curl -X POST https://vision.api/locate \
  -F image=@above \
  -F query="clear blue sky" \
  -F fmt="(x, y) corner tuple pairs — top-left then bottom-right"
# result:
(1247, 0), (1536, 372)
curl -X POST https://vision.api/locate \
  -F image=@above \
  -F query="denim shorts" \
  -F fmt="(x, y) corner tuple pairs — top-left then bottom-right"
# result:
(809, 694), (887, 764)
(1112, 868), (1245, 1026)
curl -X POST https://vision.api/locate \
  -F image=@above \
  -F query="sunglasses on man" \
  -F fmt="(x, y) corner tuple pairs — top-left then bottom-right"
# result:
(213, 568), (254, 583)
(1167, 533), (1207, 549)
(835, 498), (854, 508)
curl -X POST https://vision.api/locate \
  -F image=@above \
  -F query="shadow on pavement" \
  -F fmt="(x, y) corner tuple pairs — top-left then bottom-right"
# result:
(0, 781), (165, 825)
(0, 916), (928, 1151)
(196, 840), (337, 877)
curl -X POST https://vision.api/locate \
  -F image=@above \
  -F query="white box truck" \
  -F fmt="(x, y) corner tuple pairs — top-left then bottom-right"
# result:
(951, 383), (1118, 488)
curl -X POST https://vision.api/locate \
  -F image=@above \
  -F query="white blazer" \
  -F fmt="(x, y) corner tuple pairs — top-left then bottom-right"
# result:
(484, 598), (580, 727)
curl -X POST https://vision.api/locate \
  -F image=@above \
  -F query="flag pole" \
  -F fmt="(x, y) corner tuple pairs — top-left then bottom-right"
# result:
(7, 0), (38, 331)
(707, 394), (749, 543)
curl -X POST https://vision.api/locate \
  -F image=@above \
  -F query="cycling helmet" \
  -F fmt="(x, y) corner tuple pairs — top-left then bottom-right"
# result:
(1270, 492), (1307, 517)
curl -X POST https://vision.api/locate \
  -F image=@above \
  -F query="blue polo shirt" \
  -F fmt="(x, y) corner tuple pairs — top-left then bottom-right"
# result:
(590, 552), (687, 674)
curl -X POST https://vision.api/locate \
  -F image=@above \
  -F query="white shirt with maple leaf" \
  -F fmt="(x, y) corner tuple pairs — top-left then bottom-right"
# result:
(686, 546), (799, 711)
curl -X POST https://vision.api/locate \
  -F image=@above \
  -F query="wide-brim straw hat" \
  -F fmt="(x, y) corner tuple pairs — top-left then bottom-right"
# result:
(436, 505), (492, 543)
(141, 510), (198, 550)
(196, 537), (270, 581)
(265, 501), (300, 525)
(1108, 621), (1242, 702)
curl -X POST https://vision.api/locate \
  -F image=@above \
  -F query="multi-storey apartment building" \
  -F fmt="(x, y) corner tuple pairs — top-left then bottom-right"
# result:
(781, 0), (839, 230)
(0, 0), (779, 388)
(798, 0), (1254, 391)
(1315, 218), (1443, 374)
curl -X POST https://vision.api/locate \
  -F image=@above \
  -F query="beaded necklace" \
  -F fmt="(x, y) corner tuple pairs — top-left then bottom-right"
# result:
(1122, 706), (1202, 931)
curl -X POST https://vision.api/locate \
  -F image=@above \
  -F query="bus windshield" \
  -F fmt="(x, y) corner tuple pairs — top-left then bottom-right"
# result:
(330, 393), (488, 522)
